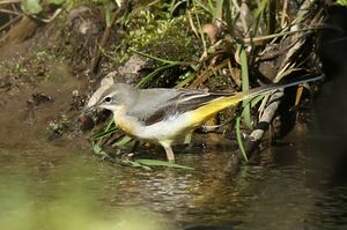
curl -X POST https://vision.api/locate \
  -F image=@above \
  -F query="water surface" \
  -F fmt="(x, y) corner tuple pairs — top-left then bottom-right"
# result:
(1, 123), (347, 230)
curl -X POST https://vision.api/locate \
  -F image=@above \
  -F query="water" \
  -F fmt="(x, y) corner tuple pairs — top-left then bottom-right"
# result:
(2, 5), (347, 230)
(0, 65), (346, 229)
(1, 122), (347, 229)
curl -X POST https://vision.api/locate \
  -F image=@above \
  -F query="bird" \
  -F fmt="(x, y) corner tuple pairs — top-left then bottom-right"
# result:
(85, 75), (323, 162)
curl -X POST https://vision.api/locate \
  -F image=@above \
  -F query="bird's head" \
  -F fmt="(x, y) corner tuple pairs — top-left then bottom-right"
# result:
(84, 76), (137, 114)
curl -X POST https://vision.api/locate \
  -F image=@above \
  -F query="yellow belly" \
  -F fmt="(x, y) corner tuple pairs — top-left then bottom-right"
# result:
(114, 115), (136, 136)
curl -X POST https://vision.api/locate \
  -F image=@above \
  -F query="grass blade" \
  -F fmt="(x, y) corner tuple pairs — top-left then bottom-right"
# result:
(129, 48), (186, 65)
(239, 45), (252, 129)
(136, 63), (177, 88)
(112, 135), (133, 147)
(235, 116), (248, 161)
(193, 0), (213, 16)
(135, 159), (194, 170)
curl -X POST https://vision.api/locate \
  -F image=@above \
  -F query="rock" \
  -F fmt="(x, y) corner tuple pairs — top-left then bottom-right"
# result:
(115, 54), (154, 85)
(68, 6), (100, 36)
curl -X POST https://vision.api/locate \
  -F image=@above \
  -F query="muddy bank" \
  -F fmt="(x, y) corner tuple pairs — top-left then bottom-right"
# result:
(0, 8), (98, 147)
(0, 4), (226, 158)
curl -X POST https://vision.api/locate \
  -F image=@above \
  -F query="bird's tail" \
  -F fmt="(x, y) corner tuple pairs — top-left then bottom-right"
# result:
(242, 74), (324, 101)
(189, 74), (324, 126)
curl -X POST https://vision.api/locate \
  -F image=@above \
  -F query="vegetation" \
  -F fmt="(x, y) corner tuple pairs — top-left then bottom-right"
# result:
(2, 2), (347, 230)
(88, 0), (325, 164)
(337, 0), (347, 6)
(0, 0), (329, 166)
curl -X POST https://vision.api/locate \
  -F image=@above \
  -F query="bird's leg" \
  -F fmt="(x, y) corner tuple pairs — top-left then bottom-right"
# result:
(165, 146), (175, 163)
(131, 140), (140, 153)
(160, 141), (175, 163)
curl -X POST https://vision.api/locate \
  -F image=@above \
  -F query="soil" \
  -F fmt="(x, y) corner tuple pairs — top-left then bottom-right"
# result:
(0, 9), (97, 147)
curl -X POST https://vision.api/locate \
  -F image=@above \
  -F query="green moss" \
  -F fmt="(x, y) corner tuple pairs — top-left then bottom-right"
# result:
(109, 9), (200, 65)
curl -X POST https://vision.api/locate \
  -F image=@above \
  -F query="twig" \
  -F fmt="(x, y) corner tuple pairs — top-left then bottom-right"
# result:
(0, 0), (21, 5)
(90, 0), (129, 75)
(189, 59), (229, 88)
(241, 27), (318, 44)
(187, 10), (199, 38)
(228, 59), (241, 87)
(0, 14), (21, 32)
(245, 90), (284, 154)
(244, 0), (322, 156)
(30, 8), (63, 23)
(239, 0), (249, 34)
(281, 0), (288, 28)
(194, 11), (207, 62)
(278, 0), (318, 73)
(0, 8), (20, 15)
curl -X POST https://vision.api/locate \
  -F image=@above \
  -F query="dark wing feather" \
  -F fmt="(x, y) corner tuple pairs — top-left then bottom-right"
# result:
(138, 89), (234, 126)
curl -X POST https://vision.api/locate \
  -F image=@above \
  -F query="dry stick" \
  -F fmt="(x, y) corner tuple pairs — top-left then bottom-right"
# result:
(90, 24), (113, 75)
(242, 28), (317, 45)
(0, 8), (20, 15)
(281, 0), (288, 28)
(189, 59), (229, 88)
(245, 90), (284, 153)
(278, 0), (319, 74)
(239, 0), (249, 34)
(244, 0), (319, 157)
(10, 2), (17, 21)
(0, 0), (21, 5)
(90, 1), (128, 75)
(228, 59), (241, 87)
(187, 10), (199, 38)
(0, 14), (21, 32)
(10, 1), (16, 10)
(31, 8), (63, 23)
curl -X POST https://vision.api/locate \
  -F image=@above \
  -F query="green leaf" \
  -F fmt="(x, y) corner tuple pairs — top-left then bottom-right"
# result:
(193, 0), (213, 16)
(251, 95), (265, 108)
(115, 0), (123, 7)
(135, 159), (194, 170)
(253, 0), (269, 34)
(104, 3), (113, 27)
(129, 48), (184, 65)
(21, 0), (43, 15)
(92, 142), (110, 159)
(215, 0), (223, 20)
(337, 0), (347, 6)
(122, 159), (152, 171)
(48, 0), (65, 6)
(238, 45), (252, 129)
(235, 116), (248, 161)
(113, 135), (133, 147)
(136, 63), (177, 88)
(91, 119), (117, 141)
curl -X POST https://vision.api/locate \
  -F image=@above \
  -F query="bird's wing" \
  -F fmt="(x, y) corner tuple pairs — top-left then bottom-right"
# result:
(127, 74), (324, 126)
(128, 88), (234, 126)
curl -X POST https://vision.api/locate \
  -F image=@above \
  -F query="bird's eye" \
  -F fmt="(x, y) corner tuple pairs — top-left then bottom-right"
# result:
(103, 96), (112, 103)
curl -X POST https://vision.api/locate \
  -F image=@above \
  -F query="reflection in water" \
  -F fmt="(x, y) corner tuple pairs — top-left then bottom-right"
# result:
(1, 125), (347, 230)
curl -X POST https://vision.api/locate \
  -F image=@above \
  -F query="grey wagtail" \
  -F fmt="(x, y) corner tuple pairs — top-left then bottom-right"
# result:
(85, 75), (323, 162)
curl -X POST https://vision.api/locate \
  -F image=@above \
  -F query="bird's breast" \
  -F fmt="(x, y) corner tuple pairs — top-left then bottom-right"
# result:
(114, 110), (197, 142)
(113, 110), (139, 137)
